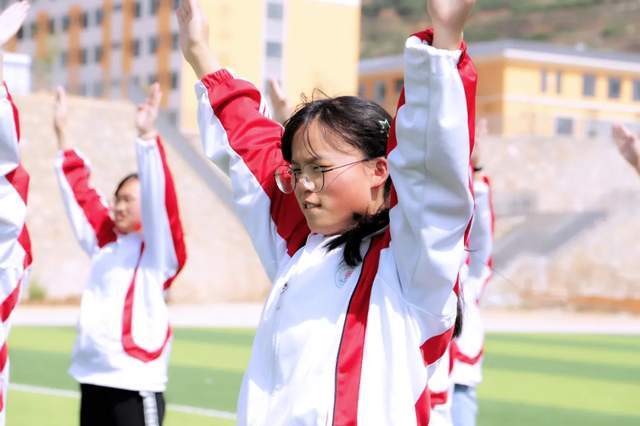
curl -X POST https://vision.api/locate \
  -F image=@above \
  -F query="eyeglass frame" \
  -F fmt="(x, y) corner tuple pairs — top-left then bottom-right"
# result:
(275, 158), (372, 194)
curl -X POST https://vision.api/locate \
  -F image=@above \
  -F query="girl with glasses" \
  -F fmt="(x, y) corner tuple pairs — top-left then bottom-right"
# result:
(177, 0), (476, 424)
(52, 84), (186, 426)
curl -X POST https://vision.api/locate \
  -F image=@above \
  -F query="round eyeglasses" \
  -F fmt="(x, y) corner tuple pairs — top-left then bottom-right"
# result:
(275, 159), (370, 194)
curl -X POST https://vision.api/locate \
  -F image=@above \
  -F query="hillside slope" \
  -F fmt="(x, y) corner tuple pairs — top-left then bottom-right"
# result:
(361, 0), (640, 58)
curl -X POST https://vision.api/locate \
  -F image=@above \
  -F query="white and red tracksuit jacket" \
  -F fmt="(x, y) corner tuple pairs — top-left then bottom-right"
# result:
(450, 175), (494, 388)
(0, 83), (32, 422)
(55, 136), (186, 392)
(195, 29), (476, 425)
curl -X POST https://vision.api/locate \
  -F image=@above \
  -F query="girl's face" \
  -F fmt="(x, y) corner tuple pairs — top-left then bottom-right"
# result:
(290, 119), (388, 236)
(112, 179), (142, 234)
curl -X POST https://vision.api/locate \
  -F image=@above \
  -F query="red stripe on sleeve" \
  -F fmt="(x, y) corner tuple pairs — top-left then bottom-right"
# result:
(61, 150), (117, 248)
(201, 71), (309, 257)
(155, 137), (186, 289)
(414, 386), (431, 426)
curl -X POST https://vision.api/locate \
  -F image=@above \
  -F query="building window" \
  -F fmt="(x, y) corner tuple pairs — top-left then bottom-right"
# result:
(62, 16), (70, 31)
(374, 81), (386, 103)
(80, 48), (88, 65)
(30, 22), (37, 37)
(150, 0), (160, 14)
(96, 9), (104, 25)
(540, 70), (547, 93)
(60, 52), (68, 67)
(134, 1), (142, 18)
(94, 81), (103, 97)
(49, 18), (56, 34)
(172, 33), (179, 50)
(555, 117), (574, 136)
(95, 46), (103, 63)
(633, 80), (640, 102)
(167, 110), (178, 126)
(171, 72), (179, 90)
(395, 78), (403, 94)
(266, 41), (282, 58)
(149, 36), (158, 54)
(131, 39), (141, 57)
(148, 74), (157, 85)
(267, 2), (284, 20)
(80, 12), (89, 28)
(608, 77), (621, 99)
(555, 71), (562, 94)
(583, 74), (596, 97)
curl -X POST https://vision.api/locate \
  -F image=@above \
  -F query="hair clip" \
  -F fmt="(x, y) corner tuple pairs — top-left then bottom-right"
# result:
(378, 119), (390, 135)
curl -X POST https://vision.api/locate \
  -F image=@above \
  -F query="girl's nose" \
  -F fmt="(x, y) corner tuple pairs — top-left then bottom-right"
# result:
(300, 175), (315, 191)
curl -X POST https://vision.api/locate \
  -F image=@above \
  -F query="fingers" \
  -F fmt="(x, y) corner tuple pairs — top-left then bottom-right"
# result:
(268, 79), (286, 103)
(55, 85), (67, 104)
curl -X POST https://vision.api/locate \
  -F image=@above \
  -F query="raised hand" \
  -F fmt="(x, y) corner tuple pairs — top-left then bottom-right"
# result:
(176, 0), (219, 78)
(427, 0), (476, 50)
(53, 86), (69, 150)
(135, 82), (162, 141)
(267, 79), (292, 124)
(612, 124), (640, 175)
(0, 1), (30, 46)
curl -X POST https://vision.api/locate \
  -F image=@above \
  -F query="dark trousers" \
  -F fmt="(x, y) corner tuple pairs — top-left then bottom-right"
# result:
(80, 383), (165, 426)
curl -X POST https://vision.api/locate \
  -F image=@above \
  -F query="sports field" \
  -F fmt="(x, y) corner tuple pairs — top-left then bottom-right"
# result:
(6, 327), (640, 425)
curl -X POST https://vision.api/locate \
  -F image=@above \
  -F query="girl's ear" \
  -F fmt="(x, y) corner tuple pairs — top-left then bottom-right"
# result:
(369, 157), (389, 188)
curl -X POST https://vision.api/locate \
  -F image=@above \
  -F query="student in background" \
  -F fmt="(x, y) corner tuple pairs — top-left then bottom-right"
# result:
(53, 83), (186, 426)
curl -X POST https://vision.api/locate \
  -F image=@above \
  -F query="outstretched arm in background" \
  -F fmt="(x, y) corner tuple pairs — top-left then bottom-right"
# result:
(612, 124), (640, 176)
(53, 87), (117, 255)
(134, 82), (186, 287)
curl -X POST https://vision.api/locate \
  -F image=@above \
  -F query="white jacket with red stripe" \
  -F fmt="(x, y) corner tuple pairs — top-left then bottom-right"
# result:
(195, 30), (476, 426)
(451, 175), (494, 388)
(0, 83), (32, 421)
(55, 136), (186, 392)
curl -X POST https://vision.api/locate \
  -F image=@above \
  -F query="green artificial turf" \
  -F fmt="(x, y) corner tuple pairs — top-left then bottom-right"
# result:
(5, 327), (640, 425)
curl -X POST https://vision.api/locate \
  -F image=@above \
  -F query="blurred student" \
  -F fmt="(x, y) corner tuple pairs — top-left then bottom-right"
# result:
(612, 124), (640, 176)
(0, 1), (32, 422)
(52, 84), (186, 426)
(177, 0), (476, 423)
(450, 122), (495, 426)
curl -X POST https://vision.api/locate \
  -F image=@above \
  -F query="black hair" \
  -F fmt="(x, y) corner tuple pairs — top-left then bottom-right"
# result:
(281, 95), (393, 267)
(453, 296), (464, 338)
(114, 173), (139, 197)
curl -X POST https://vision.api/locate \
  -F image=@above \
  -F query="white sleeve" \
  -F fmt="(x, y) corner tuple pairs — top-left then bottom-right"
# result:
(387, 36), (475, 350)
(136, 136), (186, 287)
(54, 149), (116, 256)
(468, 178), (493, 279)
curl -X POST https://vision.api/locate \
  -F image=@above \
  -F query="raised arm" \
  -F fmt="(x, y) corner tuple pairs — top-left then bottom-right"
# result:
(466, 175), (494, 300)
(135, 83), (186, 287)
(178, 0), (308, 280)
(386, 0), (476, 365)
(53, 87), (116, 255)
(0, 2), (33, 417)
(612, 124), (640, 176)
(0, 77), (32, 312)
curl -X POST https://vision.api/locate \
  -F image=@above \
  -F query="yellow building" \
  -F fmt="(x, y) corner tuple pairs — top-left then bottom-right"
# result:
(4, 0), (361, 133)
(359, 39), (640, 138)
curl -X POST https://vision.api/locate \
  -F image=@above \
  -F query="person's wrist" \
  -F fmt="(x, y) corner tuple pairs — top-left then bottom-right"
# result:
(187, 44), (218, 78)
(432, 26), (463, 50)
